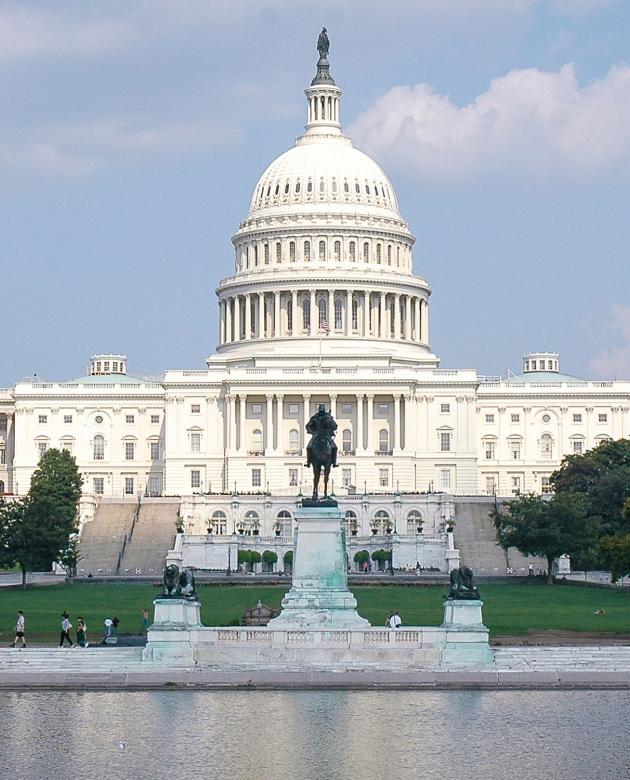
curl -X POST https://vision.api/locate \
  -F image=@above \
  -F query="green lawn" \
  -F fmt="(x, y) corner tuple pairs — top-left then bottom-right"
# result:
(1, 581), (628, 645)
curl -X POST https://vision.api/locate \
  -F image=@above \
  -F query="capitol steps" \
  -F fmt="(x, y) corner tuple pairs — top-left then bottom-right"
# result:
(78, 503), (137, 576)
(117, 500), (178, 575)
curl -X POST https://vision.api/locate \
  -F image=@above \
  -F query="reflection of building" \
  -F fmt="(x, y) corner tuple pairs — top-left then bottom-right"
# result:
(1, 46), (630, 570)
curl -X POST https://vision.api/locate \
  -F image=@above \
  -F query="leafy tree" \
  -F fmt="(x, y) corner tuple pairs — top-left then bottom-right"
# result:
(261, 550), (278, 566)
(283, 550), (293, 565)
(552, 439), (630, 535)
(58, 535), (81, 582)
(598, 534), (630, 583)
(492, 493), (599, 584)
(353, 550), (370, 565)
(0, 449), (82, 587)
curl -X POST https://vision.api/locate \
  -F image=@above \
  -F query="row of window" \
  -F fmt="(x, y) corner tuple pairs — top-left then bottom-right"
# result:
(484, 474), (553, 497)
(239, 239), (408, 270)
(37, 414), (161, 425)
(91, 474), (161, 496)
(483, 433), (611, 461)
(484, 412), (609, 424)
(254, 177), (394, 208)
(36, 438), (161, 461)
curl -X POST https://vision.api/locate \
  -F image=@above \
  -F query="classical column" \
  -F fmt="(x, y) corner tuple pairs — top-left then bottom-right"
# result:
(394, 293), (401, 340)
(363, 291), (370, 337)
(238, 394), (246, 452)
(258, 292), (265, 338)
(394, 394), (401, 451)
(274, 291), (281, 337)
(379, 293), (386, 338)
(345, 289), (352, 336)
(329, 394), (337, 419)
(233, 295), (241, 341)
(291, 290), (298, 335)
(225, 395), (234, 450)
(414, 297), (420, 341)
(226, 298), (233, 343)
(366, 394), (374, 451)
(245, 293), (252, 340)
(404, 394), (415, 452)
(421, 298), (429, 344)
(356, 394), (364, 452)
(303, 393), (311, 453)
(328, 289), (335, 331)
(265, 394), (273, 453)
(276, 395), (284, 453)
(310, 289), (316, 335)
(405, 296), (412, 340)
(219, 300), (225, 344)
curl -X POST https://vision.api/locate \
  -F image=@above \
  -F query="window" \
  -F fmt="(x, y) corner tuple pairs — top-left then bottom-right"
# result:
(363, 242), (369, 262)
(334, 297), (343, 329)
(349, 241), (356, 262)
(598, 413), (608, 423)
(191, 404), (201, 414)
(485, 414), (495, 423)
(341, 403), (352, 414)
(37, 441), (48, 456)
(318, 298), (327, 328)
(540, 434), (553, 459)
(440, 403), (450, 413)
(304, 240), (311, 261)
(289, 403), (299, 414)
(288, 468), (298, 487)
(387, 245), (392, 265)
(441, 469), (451, 490)
(64, 415), (73, 424)
(379, 468), (389, 487)
(275, 242), (281, 263)
(125, 477), (134, 495)
(373, 509), (390, 532)
(288, 429), (300, 451)
(531, 360), (536, 370)
(334, 240), (341, 261)
(0, 448), (5, 465)
(93, 435), (105, 461)
(302, 298), (310, 329)
(38, 415), (47, 424)
(376, 244), (381, 263)
(511, 476), (521, 496)
(542, 414), (551, 423)
(150, 441), (160, 459)
(342, 429), (352, 452)
(342, 468), (352, 487)
(319, 240), (326, 261)
(59, 439), (72, 454)
(125, 442), (135, 461)
(191, 470), (201, 489)
(440, 432), (451, 452)
(378, 429), (389, 452)
(378, 403), (388, 413)
(485, 476), (496, 495)
(211, 510), (227, 535)
(264, 243), (270, 264)
(190, 433), (200, 453)
(352, 297), (358, 329)
(541, 476), (552, 494)
(126, 414), (135, 424)
(484, 440), (495, 460)
(287, 297), (293, 332)
(511, 413), (520, 423)
(510, 440), (521, 460)
(148, 474), (161, 497)
(151, 414), (160, 424)
(252, 429), (263, 452)
(251, 468), (262, 487)
(407, 510), (423, 533)
(572, 440), (584, 454)
(277, 510), (292, 536)
(93, 478), (104, 495)
(573, 413), (582, 423)
(289, 241), (296, 262)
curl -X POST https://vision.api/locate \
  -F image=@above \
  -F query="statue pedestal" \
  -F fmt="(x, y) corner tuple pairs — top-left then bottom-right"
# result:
(268, 506), (370, 629)
(142, 599), (202, 665)
(440, 599), (493, 667)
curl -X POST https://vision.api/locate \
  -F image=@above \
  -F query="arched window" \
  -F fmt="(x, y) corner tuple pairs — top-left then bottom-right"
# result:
(284, 182), (289, 194)
(540, 433), (553, 460)
(342, 429), (352, 452)
(307, 180), (313, 194)
(334, 297), (343, 330)
(352, 296), (358, 329)
(387, 245), (392, 265)
(276, 242), (281, 263)
(344, 181), (349, 194)
(376, 244), (382, 263)
(264, 243), (270, 264)
(334, 240), (341, 261)
(378, 429), (389, 453)
(304, 240), (311, 261)
(210, 510), (227, 535)
(254, 245), (259, 266)
(349, 241), (356, 262)
(252, 429), (263, 453)
(319, 178), (325, 193)
(363, 242), (369, 262)
(303, 298), (310, 329)
(295, 180), (301, 193)
(355, 181), (360, 194)
(240, 510), (260, 535)
(332, 179), (337, 193)
(396, 246), (400, 266)
(407, 509), (423, 533)
(289, 241), (296, 262)
(93, 434), (104, 461)
(287, 297), (293, 332)
(365, 183), (371, 195)
(289, 429), (300, 451)
(345, 509), (358, 534)
(274, 184), (279, 196)
(373, 510), (391, 534)
(276, 510), (293, 536)
(374, 184), (379, 196)
(318, 298), (327, 328)
(319, 240), (326, 261)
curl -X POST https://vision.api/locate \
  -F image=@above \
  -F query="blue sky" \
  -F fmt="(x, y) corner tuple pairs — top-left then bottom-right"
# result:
(2, 0), (629, 385)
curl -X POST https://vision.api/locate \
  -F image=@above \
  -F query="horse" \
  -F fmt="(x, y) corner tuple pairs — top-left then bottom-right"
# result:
(307, 432), (335, 500)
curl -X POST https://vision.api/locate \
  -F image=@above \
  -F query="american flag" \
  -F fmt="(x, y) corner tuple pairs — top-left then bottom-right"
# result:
(320, 317), (330, 334)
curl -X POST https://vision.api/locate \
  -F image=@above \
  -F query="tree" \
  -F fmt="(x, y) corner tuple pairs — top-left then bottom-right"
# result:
(492, 493), (599, 584)
(353, 550), (370, 566)
(261, 550), (278, 571)
(58, 535), (81, 582)
(552, 439), (630, 535)
(598, 533), (630, 583)
(0, 449), (82, 587)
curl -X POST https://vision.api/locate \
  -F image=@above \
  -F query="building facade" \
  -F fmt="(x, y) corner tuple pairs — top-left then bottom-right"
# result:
(2, 50), (629, 544)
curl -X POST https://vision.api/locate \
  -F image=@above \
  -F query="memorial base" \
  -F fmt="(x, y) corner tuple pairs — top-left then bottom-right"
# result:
(142, 599), (202, 665)
(440, 599), (494, 667)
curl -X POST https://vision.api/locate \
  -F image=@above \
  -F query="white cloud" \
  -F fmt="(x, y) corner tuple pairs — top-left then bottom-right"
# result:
(588, 305), (630, 379)
(349, 64), (630, 179)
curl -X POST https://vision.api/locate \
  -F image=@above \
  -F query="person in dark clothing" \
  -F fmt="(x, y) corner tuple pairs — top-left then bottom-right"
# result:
(59, 612), (73, 647)
(112, 617), (120, 635)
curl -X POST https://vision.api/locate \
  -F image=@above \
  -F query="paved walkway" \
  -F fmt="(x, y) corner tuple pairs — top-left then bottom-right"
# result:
(2, 646), (630, 689)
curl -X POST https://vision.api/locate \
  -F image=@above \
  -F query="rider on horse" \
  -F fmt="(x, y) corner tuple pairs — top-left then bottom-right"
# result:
(305, 404), (338, 469)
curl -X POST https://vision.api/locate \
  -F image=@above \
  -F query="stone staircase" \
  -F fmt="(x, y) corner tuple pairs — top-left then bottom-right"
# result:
(453, 497), (544, 575)
(495, 646), (630, 671)
(0, 647), (145, 672)
(78, 502), (137, 576)
(117, 499), (179, 576)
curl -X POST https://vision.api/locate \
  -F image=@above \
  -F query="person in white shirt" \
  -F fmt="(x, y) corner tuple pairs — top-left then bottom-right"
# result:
(389, 611), (402, 629)
(11, 611), (26, 648)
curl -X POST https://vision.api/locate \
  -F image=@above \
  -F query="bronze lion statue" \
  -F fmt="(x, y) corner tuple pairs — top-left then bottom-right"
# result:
(162, 564), (181, 598)
(447, 565), (480, 600)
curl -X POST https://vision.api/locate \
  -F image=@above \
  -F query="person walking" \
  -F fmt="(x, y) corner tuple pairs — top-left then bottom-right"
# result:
(142, 608), (149, 633)
(59, 612), (73, 647)
(76, 617), (88, 648)
(10, 611), (26, 649)
(112, 617), (120, 635)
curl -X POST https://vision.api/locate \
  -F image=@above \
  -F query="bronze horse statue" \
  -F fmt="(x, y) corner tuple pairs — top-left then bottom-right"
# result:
(305, 404), (338, 501)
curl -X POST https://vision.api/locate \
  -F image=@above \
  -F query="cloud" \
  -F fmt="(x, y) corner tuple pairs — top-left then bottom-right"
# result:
(588, 305), (630, 379)
(349, 64), (630, 179)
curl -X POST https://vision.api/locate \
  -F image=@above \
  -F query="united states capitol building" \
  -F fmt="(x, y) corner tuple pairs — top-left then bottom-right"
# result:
(1, 45), (628, 573)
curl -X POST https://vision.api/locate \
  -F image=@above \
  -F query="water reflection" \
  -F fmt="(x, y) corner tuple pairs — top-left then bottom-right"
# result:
(0, 690), (628, 779)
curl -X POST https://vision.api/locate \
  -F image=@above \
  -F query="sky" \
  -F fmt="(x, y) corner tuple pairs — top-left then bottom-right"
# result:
(2, 0), (630, 385)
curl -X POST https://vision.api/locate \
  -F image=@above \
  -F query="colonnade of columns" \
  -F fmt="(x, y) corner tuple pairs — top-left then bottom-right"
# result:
(223, 392), (412, 455)
(219, 289), (429, 346)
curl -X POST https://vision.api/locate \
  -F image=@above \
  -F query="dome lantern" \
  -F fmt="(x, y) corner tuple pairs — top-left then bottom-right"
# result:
(303, 27), (342, 137)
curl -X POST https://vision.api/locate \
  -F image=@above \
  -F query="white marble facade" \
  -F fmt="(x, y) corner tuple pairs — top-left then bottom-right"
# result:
(2, 53), (629, 511)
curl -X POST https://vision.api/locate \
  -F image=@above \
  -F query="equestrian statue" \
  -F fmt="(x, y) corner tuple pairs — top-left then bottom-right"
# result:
(304, 404), (338, 502)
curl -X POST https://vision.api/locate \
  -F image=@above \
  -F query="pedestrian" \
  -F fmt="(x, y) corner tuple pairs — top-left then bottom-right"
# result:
(528, 563), (534, 576)
(142, 608), (149, 633)
(385, 611), (394, 628)
(104, 618), (113, 637)
(112, 616), (120, 635)
(59, 612), (73, 647)
(76, 617), (88, 647)
(389, 610), (402, 629)
(10, 611), (26, 649)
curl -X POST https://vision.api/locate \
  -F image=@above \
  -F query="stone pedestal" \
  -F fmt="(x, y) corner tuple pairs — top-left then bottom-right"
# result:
(142, 598), (202, 665)
(440, 599), (493, 667)
(268, 505), (370, 628)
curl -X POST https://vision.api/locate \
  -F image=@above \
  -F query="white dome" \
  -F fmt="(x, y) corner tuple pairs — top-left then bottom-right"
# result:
(248, 135), (402, 220)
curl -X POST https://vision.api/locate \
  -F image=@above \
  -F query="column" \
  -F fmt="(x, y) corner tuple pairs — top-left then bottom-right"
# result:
(405, 394), (415, 452)
(226, 298), (233, 343)
(328, 289), (335, 331)
(379, 293), (386, 338)
(238, 393), (246, 452)
(329, 394), (337, 419)
(219, 300), (225, 344)
(363, 291), (370, 337)
(233, 295), (241, 341)
(274, 291), (281, 337)
(258, 292), (265, 338)
(405, 296), (411, 340)
(291, 290), (298, 335)
(310, 289), (316, 335)
(366, 394), (374, 451)
(245, 293), (252, 340)
(394, 394), (401, 451)
(421, 298), (429, 344)
(345, 289), (352, 336)
(303, 394), (311, 453)
(276, 395), (284, 453)
(394, 293), (401, 340)
(225, 395), (233, 450)
(356, 394), (364, 452)
(414, 297), (420, 341)
(265, 394), (273, 453)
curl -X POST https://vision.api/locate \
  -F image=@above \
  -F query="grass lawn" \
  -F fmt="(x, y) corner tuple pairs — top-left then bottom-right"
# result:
(0, 581), (628, 645)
